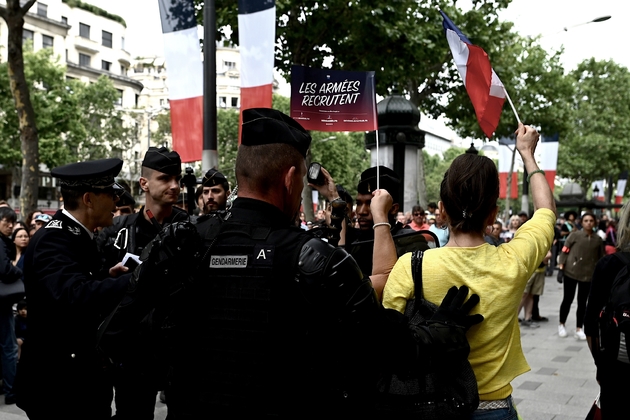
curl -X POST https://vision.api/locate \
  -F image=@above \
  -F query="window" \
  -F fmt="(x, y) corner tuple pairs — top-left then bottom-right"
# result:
(218, 96), (226, 108)
(42, 35), (53, 49)
(61, 16), (68, 24)
(121, 66), (127, 76)
(121, 36), (125, 51)
(223, 61), (236, 70)
(231, 97), (238, 108)
(101, 60), (111, 71)
(79, 23), (90, 39)
(115, 89), (123, 106)
(37, 2), (48, 17)
(22, 29), (34, 44)
(79, 53), (91, 67)
(102, 30), (112, 48)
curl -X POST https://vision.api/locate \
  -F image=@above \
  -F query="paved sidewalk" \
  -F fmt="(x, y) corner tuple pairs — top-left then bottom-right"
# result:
(0, 275), (599, 419)
(513, 274), (599, 420)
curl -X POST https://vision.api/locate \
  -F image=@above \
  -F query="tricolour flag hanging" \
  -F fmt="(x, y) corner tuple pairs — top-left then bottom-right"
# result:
(592, 180), (605, 201)
(539, 133), (559, 191)
(498, 137), (518, 199)
(238, 0), (275, 140)
(158, 0), (203, 163)
(616, 171), (628, 205)
(440, 10), (505, 138)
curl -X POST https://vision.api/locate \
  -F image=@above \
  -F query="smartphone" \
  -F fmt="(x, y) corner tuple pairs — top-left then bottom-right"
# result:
(307, 162), (325, 185)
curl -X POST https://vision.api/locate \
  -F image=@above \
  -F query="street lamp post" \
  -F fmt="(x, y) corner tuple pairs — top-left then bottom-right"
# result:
(562, 15), (611, 32)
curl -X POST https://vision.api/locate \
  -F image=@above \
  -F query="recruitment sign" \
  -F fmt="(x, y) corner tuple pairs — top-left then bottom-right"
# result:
(290, 65), (378, 132)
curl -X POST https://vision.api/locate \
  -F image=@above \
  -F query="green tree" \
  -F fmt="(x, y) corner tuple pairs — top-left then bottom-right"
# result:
(0, 0), (39, 214)
(558, 59), (630, 194)
(0, 45), (134, 197)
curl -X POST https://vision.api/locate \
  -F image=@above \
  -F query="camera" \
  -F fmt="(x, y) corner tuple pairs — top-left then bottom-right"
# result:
(307, 162), (326, 186)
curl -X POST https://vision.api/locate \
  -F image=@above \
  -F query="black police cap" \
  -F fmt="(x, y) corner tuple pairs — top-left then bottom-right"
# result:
(202, 168), (228, 188)
(357, 166), (401, 202)
(117, 190), (136, 208)
(51, 158), (123, 190)
(241, 108), (311, 157)
(142, 147), (181, 176)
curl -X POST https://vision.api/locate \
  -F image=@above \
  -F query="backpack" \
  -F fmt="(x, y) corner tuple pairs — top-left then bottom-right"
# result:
(376, 250), (479, 419)
(598, 252), (630, 364)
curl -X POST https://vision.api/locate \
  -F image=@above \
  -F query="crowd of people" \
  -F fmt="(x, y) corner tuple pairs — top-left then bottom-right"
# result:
(0, 108), (625, 419)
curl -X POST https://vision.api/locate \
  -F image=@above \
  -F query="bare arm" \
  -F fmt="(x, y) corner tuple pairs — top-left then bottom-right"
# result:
(369, 189), (397, 300)
(515, 123), (556, 215)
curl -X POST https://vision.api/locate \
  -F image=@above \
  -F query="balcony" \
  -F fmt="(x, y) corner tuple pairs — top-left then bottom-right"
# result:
(73, 35), (100, 54)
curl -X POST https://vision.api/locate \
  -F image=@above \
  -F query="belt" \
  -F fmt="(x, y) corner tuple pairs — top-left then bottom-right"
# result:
(477, 397), (510, 410)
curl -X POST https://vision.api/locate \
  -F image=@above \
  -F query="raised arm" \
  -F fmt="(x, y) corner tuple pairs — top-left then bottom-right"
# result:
(369, 189), (397, 300)
(515, 123), (556, 215)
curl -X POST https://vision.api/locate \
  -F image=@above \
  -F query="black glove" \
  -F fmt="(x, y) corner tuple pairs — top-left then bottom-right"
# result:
(557, 270), (564, 284)
(430, 286), (484, 331)
(131, 221), (202, 293)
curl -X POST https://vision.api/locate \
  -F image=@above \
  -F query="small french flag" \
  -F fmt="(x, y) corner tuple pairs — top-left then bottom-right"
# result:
(238, 0), (275, 140)
(440, 10), (505, 138)
(159, 0), (203, 162)
(616, 171), (627, 205)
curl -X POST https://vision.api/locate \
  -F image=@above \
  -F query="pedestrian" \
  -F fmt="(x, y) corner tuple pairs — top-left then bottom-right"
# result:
(160, 108), (482, 418)
(15, 158), (132, 420)
(11, 226), (30, 272)
(97, 147), (188, 420)
(584, 202), (630, 418)
(557, 212), (604, 340)
(0, 207), (21, 405)
(382, 123), (555, 419)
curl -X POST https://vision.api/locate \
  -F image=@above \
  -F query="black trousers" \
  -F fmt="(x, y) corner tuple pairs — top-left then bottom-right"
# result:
(558, 275), (590, 328)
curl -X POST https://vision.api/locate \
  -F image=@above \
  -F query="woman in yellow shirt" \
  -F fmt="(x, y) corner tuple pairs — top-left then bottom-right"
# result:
(383, 124), (556, 420)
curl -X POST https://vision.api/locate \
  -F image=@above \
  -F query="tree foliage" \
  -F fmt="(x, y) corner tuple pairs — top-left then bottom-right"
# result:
(198, 0), (574, 140)
(557, 59), (630, 193)
(0, 45), (134, 170)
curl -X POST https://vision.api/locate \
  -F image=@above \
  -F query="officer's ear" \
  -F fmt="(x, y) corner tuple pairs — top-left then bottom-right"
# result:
(82, 192), (94, 208)
(284, 166), (297, 192)
(139, 177), (149, 192)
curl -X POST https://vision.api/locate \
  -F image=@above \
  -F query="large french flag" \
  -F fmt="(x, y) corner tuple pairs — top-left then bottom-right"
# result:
(238, 0), (275, 140)
(440, 11), (505, 139)
(616, 171), (628, 205)
(539, 133), (559, 191)
(498, 137), (518, 199)
(159, 0), (203, 162)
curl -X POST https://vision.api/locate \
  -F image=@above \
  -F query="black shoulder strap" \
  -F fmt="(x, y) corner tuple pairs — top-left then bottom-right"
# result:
(614, 251), (630, 267)
(411, 250), (425, 301)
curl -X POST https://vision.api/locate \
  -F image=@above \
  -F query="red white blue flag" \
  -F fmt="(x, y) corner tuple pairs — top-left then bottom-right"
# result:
(159, 0), (203, 162)
(540, 133), (559, 191)
(238, 0), (275, 140)
(616, 171), (628, 205)
(440, 10), (505, 138)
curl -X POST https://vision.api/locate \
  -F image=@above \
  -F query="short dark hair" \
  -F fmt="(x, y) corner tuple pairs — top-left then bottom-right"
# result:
(0, 207), (17, 223)
(428, 202), (438, 210)
(17, 300), (27, 311)
(236, 143), (303, 192)
(60, 186), (86, 211)
(440, 154), (499, 233)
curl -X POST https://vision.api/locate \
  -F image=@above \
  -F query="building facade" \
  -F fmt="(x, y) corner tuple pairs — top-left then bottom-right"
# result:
(0, 0), (143, 211)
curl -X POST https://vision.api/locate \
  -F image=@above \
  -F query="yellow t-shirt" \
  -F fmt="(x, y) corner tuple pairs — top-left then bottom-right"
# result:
(382, 208), (555, 400)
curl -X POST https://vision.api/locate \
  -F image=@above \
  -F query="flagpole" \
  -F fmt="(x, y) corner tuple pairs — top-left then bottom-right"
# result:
(503, 86), (521, 125)
(376, 129), (380, 190)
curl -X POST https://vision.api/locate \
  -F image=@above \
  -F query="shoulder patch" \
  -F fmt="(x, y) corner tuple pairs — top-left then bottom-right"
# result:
(67, 226), (81, 236)
(45, 220), (63, 229)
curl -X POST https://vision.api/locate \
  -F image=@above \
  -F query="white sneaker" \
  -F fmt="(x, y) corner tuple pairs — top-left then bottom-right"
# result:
(558, 324), (567, 338)
(575, 329), (587, 341)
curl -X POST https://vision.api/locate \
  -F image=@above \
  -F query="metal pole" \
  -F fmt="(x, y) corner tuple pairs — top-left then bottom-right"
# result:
(203, 0), (218, 171)
(147, 113), (151, 150)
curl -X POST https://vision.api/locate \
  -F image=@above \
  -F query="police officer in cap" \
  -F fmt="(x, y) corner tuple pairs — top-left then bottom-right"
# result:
(97, 146), (188, 420)
(198, 168), (230, 216)
(15, 158), (132, 420)
(156, 108), (483, 418)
